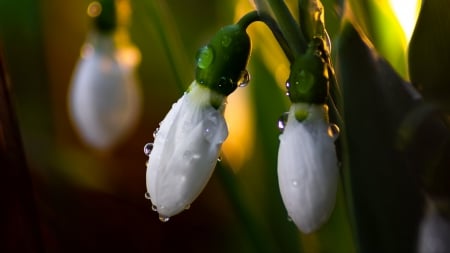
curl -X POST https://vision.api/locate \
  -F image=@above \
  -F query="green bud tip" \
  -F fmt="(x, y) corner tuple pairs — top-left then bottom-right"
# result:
(195, 23), (251, 96)
(286, 38), (329, 104)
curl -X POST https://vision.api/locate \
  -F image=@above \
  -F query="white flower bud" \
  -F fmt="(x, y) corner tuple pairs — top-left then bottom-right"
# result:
(277, 103), (338, 233)
(68, 32), (141, 150)
(146, 81), (228, 221)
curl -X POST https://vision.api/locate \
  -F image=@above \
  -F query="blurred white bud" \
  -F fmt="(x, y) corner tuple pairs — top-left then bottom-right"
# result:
(418, 200), (450, 253)
(68, 32), (141, 150)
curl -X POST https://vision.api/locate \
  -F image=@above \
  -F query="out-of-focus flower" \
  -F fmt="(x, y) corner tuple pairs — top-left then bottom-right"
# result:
(277, 103), (338, 233)
(417, 199), (450, 253)
(146, 81), (228, 221)
(68, 0), (141, 150)
(68, 32), (141, 150)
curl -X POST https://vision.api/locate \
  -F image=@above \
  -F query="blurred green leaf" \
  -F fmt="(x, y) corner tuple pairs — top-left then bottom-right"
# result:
(336, 22), (423, 253)
(409, 0), (450, 112)
(347, 0), (408, 79)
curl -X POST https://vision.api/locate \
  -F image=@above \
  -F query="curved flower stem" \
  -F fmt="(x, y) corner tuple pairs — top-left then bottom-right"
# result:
(237, 11), (294, 63)
(261, 0), (308, 56)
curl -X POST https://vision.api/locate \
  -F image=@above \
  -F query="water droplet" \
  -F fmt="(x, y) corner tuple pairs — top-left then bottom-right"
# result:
(217, 156), (222, 162)
(328, 123), (340, 140)
(285, 91), (290, 96)
(277, 112), (289, 133)
(159, 215), (170, 222)
(203, 113), (219, 143)
(292, 180), (298, 187)
(196, 46), (214, 69)
(221, 35), (232, 47)
(143, 143), (153, 156)
(287, 216), (293, 222)
(184, 204), (191, 210)
(144, 192), (151, 200)
(183, 151), (200, 162)
(238, 70), (251, 87)
(153, 127), (160, 138)
(285, 82), (290, 89)
(151, 204), (158, 212)
(87, 1), (102, 18)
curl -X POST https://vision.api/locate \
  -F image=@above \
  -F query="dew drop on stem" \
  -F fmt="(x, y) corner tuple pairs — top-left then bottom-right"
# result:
(238, 70), (251, 87)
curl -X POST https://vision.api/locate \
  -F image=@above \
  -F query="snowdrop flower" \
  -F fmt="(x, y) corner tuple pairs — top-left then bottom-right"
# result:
(146, 81), (228, 221)
(68, 1), (141, 150)
(278, 103), (338, 233)
(145, 21), (252, 221)
(278, 38), (338, 233)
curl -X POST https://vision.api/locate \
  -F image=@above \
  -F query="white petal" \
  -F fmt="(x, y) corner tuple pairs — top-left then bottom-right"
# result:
(68, 33), (141, 149)
(146, 81), (228, 218)
(277, 103), (338, 233)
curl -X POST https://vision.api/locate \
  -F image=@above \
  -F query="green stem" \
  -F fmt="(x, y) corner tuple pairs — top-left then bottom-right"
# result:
(262, 0), (308, 56)
(237, 11), (294, 63)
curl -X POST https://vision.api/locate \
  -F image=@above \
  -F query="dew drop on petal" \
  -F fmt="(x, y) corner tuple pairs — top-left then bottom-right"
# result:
(285, 81), (290, 89)
(217, 156), (222, 162)
(184, 204), (191, 210)
(285, 91), (290, 96)
(203, 113), (220, 143)
(151, 204), (158, 212)
(287, 216), (293, 222)
(292, 180), (298, 187)
(144, 192), (151, 200)
(277, 112), (289, 133)
(238, 70), (251, 87)
(159, 215), (170, 222)
(143, 143), (153, 156)
(328, 123), (340, 140)
(153, 127), (160, 138)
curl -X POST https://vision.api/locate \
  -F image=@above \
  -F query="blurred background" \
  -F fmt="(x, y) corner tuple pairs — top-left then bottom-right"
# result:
(1, 0), (437, 253)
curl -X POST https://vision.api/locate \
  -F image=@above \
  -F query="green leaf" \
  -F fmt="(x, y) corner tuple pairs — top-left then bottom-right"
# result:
(409, 0), (450, 112)
(336, 22), (423, 253)
(347, 0), (408, 79)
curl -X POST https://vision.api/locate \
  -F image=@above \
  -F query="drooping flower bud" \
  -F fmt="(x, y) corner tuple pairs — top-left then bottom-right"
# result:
(277, 103), (338, 233)
(146, 20), (253, 221)
(68, 1), (141, 150)
(146, 81), (228, 221)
